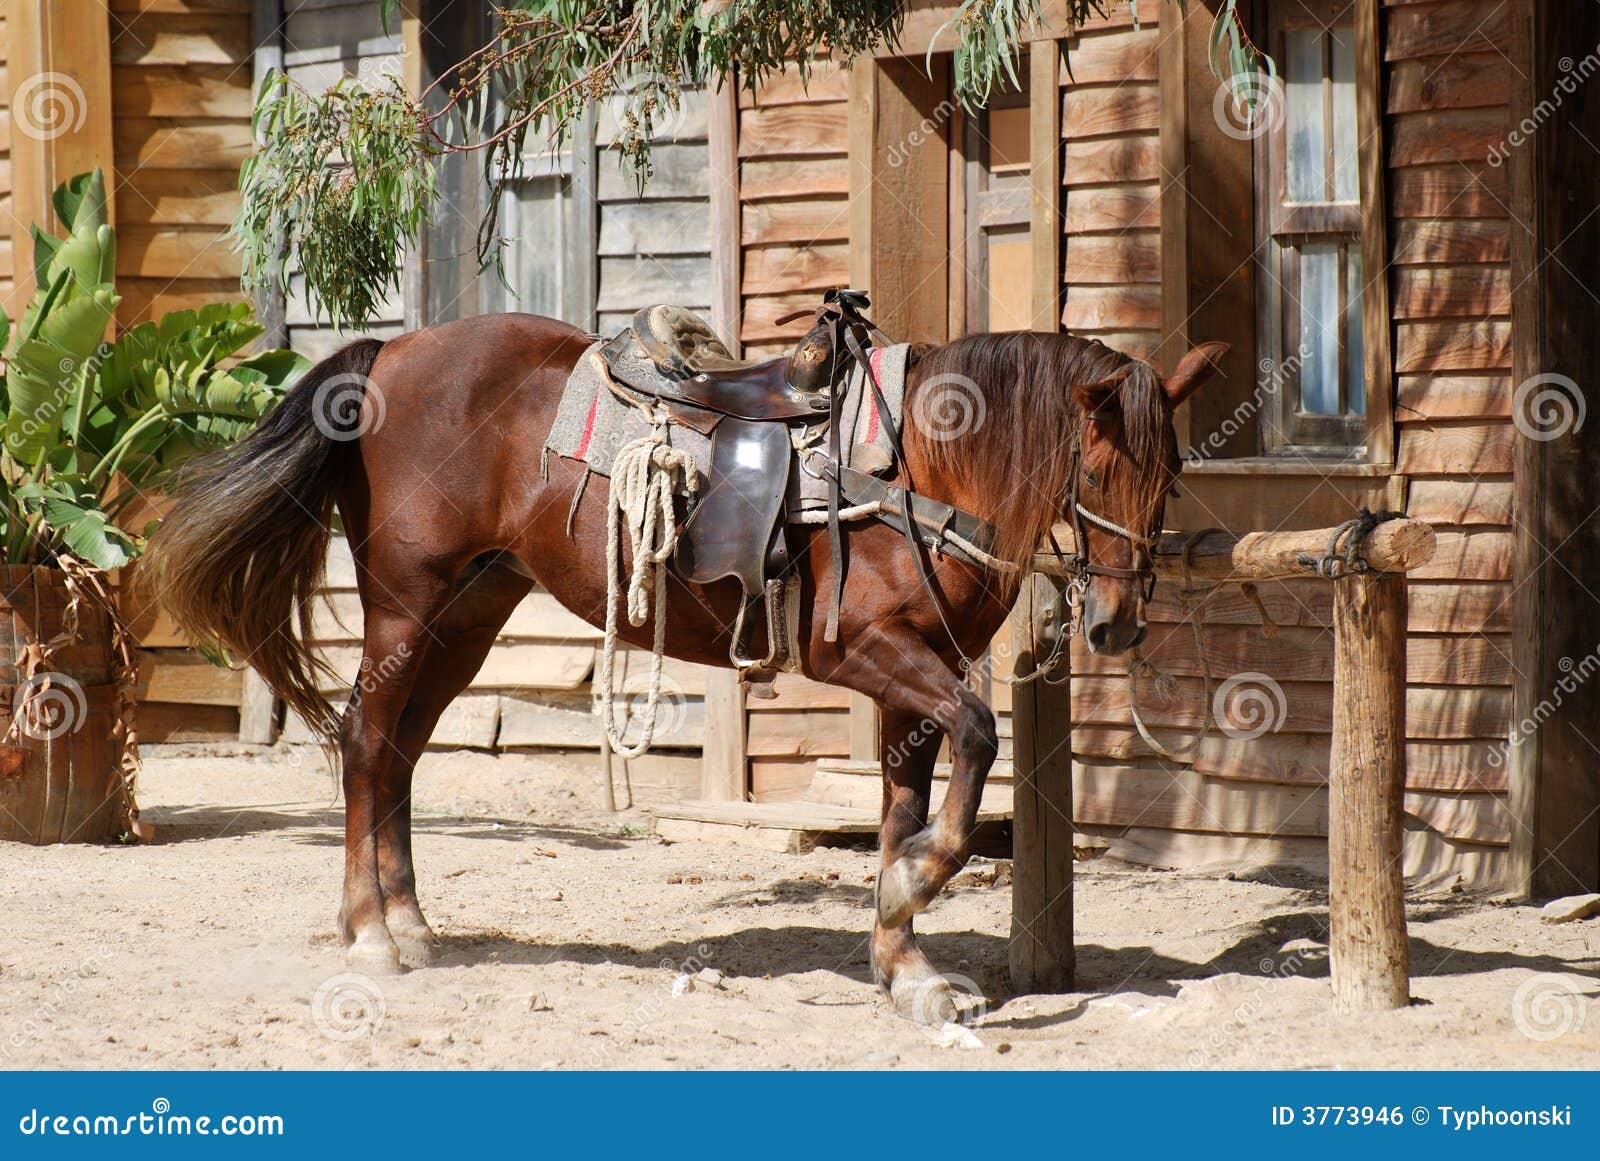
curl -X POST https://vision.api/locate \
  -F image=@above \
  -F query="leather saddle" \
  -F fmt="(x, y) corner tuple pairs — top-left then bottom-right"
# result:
(597, 303), (855, 679)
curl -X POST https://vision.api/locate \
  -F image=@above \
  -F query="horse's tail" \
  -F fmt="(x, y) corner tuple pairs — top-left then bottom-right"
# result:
(143, 339), (385, 747)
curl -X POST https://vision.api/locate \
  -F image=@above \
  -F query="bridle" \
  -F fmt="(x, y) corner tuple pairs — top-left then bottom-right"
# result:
(1050, 456), (1168, 616)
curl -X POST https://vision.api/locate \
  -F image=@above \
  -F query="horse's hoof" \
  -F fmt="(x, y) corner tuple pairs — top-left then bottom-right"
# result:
(345, 932), (404, 976)
(391, 930), (437, 970)
(888, 972), (960, 1027)
(386, 910), (438, 969)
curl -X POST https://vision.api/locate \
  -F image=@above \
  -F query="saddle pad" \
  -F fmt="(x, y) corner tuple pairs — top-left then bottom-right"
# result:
(545, 341), (912, 512)
(788, 342), (910, 515)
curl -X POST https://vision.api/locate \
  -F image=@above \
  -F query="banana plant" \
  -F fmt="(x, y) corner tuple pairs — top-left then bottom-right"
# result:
(0, 169), (306, 570)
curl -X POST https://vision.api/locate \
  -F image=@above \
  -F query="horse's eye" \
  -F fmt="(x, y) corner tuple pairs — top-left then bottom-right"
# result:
(1084, 470), (1100, 490)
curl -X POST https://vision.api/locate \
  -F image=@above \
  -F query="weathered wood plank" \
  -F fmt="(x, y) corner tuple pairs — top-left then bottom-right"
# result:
(736, 103), (848, 158)
(1061, 84), (1159, 138)
(597, 200), (711, 257)
(1063, 184), (1159, 232)
(1396, 373), (1510, 419)
(739, 156), (848, 203)
(1061, 283), (1161, 330)
(1386, 52), (1510, 112)
(1406, 477), (1514, 526)
(1062, 134), (1159, 185)
(1394, 320), (1512, 372)
(1388, 108), (1508, 167)
(1392, 264), (1510, 319)
(1063, 231), (1161, 283)
(741, 242), (849, 295)
(1392, 219), (1509, 263)
(1390, 164), (1508, 218)
(1060, 27), (1161, 84)
(111, 62), (252, 117)
(1071, 675), (1510, 739)
(1384, 0), (1509, 60)
(740, 197), (850, 246)
(1396, 420), (1515, 474)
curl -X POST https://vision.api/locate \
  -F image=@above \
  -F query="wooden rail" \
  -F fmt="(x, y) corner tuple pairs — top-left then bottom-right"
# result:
(1014, 515), (1436, 1012)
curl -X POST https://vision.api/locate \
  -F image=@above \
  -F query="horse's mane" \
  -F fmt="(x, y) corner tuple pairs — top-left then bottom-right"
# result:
(903, 331), (1171, 567)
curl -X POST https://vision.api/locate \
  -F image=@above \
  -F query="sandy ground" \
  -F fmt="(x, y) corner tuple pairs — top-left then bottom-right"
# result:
(2, 746), (1598, 1070)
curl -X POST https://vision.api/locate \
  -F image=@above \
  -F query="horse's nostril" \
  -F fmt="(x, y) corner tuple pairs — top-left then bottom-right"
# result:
(1085, 620), (1111, 653)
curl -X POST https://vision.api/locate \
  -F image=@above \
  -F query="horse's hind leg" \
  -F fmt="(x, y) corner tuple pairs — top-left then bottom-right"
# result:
(374, 558), (531, 967)
(338, 562), (456, 975)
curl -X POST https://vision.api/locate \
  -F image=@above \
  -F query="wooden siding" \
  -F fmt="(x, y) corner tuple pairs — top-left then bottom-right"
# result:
(0, 6), (11, 310)
(595, 88), (712, 335)
(110, 0), (254, 326)
(1059, 1), (1161, 360)
(1057, 0), (1516, 885)
(733, 61), (853, 798)
(737, 59), (849, 360)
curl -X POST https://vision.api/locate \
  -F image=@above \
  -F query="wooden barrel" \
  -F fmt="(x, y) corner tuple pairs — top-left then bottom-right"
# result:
(0, 565), (126, 845)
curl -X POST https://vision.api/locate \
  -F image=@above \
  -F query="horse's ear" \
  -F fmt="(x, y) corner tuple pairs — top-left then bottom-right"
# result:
(1164, 341), (1230, 407)
(1072, 369), (1130, 420)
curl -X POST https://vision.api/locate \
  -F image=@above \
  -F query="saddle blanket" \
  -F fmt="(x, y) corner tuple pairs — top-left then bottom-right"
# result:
(544, 341), (910, 514)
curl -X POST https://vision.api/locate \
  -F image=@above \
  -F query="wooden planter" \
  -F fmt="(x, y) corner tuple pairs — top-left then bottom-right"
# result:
(0, 565), (129, 845)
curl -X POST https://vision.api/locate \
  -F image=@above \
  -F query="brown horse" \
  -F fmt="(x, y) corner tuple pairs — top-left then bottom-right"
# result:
(145, 312), (1224, 1022)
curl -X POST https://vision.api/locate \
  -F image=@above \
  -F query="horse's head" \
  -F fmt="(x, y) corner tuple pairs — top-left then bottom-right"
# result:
(1069, 341), (1229, 655)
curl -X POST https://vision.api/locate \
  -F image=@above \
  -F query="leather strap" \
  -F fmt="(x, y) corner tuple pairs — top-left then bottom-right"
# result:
(823, 311), (846, 642)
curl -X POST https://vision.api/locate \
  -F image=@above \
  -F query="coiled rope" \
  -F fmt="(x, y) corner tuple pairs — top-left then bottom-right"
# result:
(595, 419), (698, 758)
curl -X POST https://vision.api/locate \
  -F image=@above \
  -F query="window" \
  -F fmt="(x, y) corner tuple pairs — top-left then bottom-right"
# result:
(1256, 0), (1367, 454)
(960, 74), (1032, 334)
(492, 130), (580, 321)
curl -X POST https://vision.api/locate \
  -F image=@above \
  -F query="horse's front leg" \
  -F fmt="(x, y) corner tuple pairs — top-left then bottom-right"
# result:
(872, 706), (962, 1023)
(874, 676), (997, 930)
(827, 627), (999, 1020)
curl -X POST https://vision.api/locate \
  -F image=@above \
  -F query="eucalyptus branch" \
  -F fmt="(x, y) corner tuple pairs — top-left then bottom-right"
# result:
(240, 0), (1261, 330)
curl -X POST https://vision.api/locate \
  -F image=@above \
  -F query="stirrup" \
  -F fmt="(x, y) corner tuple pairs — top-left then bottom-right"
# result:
(729, 577), (787, 671)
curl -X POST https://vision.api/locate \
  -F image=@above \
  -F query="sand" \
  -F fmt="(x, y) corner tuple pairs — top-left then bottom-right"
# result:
(2, 747), (1597, 1069)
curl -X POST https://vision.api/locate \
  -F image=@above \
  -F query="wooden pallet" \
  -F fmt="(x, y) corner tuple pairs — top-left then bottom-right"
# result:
(654, 799), (1011, 854)
(805, 758), (1015, 814)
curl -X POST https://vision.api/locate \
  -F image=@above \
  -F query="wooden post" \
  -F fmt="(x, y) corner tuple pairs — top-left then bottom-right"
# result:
(8, 0), (116, 316)
(1507, 0), (1600, 898)
(698, 72), (747, 803)
(1328, 570), (1410, 1011)
(1027, 43), (1061, 333)
(1009, 574), (1074, 992)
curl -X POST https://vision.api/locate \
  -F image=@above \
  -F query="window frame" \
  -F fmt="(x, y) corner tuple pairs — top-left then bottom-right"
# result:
(1255, 0), (1370, 455)
(1158, 0), (1393, 469)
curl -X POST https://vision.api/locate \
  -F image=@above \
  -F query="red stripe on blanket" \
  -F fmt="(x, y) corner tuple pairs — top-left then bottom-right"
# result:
(865, 348), (884, 444)
(573, 391), (600, 460)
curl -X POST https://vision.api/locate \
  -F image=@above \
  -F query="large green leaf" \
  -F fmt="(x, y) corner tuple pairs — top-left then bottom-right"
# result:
(3, 288), (120, 463)
(13, 476), (136, 570)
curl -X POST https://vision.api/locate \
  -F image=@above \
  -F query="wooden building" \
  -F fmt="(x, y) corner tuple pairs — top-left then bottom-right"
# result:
(8, 2), (1595, 896)
(686, 0), (1600, 898)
